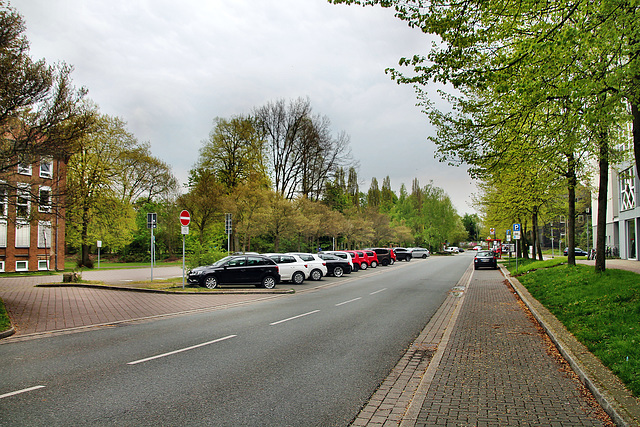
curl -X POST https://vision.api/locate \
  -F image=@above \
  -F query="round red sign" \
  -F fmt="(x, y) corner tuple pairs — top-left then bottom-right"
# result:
(179, 210), (190, 226)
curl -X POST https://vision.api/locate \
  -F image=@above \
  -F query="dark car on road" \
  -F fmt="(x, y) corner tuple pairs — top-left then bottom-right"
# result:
(474, 250), (498, 270)
(187, 254), (280, 289)
(563, 247), (589, 257)
(392, 247), (412, 262)
(317, 253), (352, 277)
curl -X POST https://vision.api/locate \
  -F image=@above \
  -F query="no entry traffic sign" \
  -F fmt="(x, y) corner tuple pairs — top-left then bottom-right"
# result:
(179, 210), (191, 226)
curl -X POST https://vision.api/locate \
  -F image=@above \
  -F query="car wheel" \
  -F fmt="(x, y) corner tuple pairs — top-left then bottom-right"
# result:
(310, 269), (322, 281)
(382, 259), (389, 266)
(407, 256), (411, 262)
(204, 275), (218, 289)
(370, 261), (378, 268)
(262, 276), (277, 289)
(352, 264), (359, 272)
(333, 266), (344, 277)
(360, 262), (368, 270)
(292, 271), (305, 284)
(390, 259), (395, 265)
(422, 254), (427, 259)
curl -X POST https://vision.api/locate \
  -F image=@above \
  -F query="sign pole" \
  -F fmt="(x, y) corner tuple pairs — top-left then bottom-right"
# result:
(179, 210), (191, 289)
(182, 234), (185, 289)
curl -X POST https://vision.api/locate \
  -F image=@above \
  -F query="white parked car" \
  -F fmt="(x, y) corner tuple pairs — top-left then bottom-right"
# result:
(444, 247), (459, 254)
(409, 247), (430, 258)
(286, 252), (328, 281)
(264, 253), (310, 284)
(321, 251), (354, 271)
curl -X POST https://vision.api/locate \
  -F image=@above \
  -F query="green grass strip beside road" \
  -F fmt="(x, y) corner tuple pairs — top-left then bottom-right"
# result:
(0, 298), (10, 332)
(506, 258), (640, 398)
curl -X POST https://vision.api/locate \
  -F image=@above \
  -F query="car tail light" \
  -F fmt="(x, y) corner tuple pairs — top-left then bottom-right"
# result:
(322, 262), (326, 266)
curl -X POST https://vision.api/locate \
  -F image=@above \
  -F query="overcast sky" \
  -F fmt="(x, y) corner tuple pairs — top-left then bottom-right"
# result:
(14, 0), (477, 214)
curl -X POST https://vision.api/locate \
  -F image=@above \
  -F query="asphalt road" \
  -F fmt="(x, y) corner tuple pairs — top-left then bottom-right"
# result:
(0, 254), (472, 426)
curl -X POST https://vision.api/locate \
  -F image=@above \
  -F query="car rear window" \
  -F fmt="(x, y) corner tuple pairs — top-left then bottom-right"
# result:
(476, 251), (493, 257)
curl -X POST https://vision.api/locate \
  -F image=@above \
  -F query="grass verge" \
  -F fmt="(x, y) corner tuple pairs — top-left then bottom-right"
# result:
(0, 298), (11, 332)
(508, 260), (640, 397)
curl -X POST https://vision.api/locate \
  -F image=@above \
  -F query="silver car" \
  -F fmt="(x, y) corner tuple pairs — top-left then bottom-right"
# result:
(409, 247), (430, 258)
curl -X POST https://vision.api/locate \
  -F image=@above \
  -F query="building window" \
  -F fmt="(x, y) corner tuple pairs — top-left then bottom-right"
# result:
(40, 158), (53, 179)
(38, 260), (49, 271)
(15, 221), (30, 248)
(15, 260), (28, 271)
(38, 221), (51, 248)
(17, 162), (32, 176)
(38, 186), (52, 213)
(16, 184), (30, 218)
(0, 219), (6, 248)
(0, 183), (7, 217)
(0, 261), (4, 272)
(620, 167), (636, 211)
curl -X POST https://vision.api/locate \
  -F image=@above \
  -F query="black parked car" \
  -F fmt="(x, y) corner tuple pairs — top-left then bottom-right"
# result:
(367, 248), (393, 266)
(187, 255), (281, 289)
(317, 253), (352, 277)
(474, 250), (498, 270)
(563, 247), (589, 257)
(392, 247), (412, 262)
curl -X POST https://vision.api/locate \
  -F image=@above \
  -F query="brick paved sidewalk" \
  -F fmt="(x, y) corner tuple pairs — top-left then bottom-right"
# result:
(409, 268), (611, 426)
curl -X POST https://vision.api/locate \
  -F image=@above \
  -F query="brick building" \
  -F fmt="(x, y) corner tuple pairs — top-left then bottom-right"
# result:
(0, 156), (67, 272)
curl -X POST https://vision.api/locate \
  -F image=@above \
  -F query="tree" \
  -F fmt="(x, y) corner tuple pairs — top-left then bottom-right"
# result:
(66, 114), (139, 266)
(332, 0), (633, 270)
(254, 97), (313, 199)
(197, 115), (269, 192)
(113, 141), (178, 204)
(367, 177), (380, 208)
(254, 97), (354, 199)
(0, 2), (93, 177)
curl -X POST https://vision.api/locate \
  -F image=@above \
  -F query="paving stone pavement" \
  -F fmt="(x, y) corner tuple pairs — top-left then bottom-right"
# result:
(410, 268), (609, 426)
(0, 268), (280, 337)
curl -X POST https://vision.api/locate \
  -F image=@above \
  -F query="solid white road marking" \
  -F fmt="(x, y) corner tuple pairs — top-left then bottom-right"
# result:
(0, 385), (45, 399)
(335, 297), (362, 306)
(128, 335), (237, 365)
(270, 310), (320, 326)
(370, 288), (387, 295)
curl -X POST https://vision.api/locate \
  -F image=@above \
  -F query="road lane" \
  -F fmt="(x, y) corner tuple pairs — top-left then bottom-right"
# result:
(0, 254), (472, 426)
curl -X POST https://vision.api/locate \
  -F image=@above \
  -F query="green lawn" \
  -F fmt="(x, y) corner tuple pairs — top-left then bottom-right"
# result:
(0, 298), (10, 332)
(506, 259), (640, 397)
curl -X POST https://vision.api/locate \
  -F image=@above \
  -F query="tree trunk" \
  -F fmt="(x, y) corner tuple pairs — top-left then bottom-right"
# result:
(81, 205), (91, 267)
(533, 209), (543, 261)
(567, 152), (577, 266)
(595, 134), (609, 272)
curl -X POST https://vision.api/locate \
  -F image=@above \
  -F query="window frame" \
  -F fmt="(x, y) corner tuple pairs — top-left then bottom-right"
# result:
(38, 186), (52, 213)
(15, 260), (29, 272)
(39, 157), (53, 179)
(16, 183), (31, 218)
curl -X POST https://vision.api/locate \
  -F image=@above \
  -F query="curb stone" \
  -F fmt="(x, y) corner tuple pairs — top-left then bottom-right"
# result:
(35, 283), (295, 294)
(504, 267), (640, 427)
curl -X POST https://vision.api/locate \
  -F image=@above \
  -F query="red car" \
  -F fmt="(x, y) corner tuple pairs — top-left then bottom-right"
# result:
(345, 250), (368, 271)
(363, 250), (379, 268)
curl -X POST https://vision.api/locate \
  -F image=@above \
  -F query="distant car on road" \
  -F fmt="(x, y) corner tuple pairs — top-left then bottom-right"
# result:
(563, 247), (589, 257)
(187, 255), (280, 289)
(474, 251), (498, 270)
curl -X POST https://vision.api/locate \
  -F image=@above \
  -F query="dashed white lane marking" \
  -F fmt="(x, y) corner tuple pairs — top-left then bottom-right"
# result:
(270, 310), (320, 326)
(128, 335), (237, 365)
(0, 385), (45, 399)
